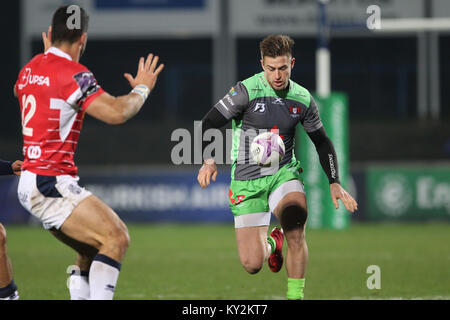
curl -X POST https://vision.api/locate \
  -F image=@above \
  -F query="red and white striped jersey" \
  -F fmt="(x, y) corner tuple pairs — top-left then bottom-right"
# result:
(15, 47), (105, 176)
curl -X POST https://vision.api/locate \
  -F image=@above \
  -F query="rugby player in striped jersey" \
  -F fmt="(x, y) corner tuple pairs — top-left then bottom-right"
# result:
(14, 5), (163, 299)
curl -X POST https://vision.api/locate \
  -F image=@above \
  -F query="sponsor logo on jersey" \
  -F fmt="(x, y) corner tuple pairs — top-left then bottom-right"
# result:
(18, 68), (50, 90)
(27, 146), (42, 159)
(253, 103), (266, 113)
(270, 125), (284, 140)
(229, 189), (245, 205)
(225, 94), (235, 106)
(289, 105), (301, 117)
(73, 71), (99, 98)
(273, 97), (284, 105)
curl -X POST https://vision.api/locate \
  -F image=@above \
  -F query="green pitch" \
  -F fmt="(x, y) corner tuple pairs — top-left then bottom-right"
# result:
(5, 222), (450, 300)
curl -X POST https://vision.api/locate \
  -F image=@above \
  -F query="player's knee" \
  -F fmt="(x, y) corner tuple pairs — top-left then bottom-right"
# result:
(105, 225), (130, 253)
(122, 229), (131, 250)
(241, 257), (263, 275)
(0, 224), (7, 249)
(242, 263), (262, 275)
(115, 227), (130, 252)
(280, 204), (307, 232)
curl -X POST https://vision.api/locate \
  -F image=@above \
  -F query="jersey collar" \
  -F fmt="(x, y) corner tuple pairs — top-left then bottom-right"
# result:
(45, 47), (73, 61)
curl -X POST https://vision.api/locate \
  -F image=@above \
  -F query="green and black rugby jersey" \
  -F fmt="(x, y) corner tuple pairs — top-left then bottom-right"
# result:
(214, 71), (323, 180)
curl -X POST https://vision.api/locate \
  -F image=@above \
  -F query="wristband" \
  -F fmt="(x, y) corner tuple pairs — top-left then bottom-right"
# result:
(131, 84), (150, 102)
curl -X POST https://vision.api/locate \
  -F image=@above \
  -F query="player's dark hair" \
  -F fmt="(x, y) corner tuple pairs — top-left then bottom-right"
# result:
(260, 35), (294, 59)
(51, 5), (89, 45)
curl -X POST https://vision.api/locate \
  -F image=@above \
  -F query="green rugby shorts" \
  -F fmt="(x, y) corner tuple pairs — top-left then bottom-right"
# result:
(229, 160), (305, 228)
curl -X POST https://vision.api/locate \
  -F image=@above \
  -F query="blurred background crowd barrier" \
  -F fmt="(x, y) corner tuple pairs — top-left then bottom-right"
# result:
(1, 0), (449, 228)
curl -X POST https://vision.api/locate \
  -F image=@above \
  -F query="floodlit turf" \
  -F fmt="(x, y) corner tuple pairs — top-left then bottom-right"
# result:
(5, 222), (450, 300)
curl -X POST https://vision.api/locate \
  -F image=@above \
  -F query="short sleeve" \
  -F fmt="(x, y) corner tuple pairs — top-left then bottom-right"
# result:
(213, 82), (249, 120)
(63, 68), (105, 111)
(301, 95), (323, 133)
(72, 70), (105, 111)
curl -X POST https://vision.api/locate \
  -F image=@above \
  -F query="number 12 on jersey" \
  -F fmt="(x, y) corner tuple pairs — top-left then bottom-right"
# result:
(21, 94), (36, 137)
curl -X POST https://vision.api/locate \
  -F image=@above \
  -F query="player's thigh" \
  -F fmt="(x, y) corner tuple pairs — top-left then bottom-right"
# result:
(272, 190), (308, 232)
(235, 225), (269, 263)
(269, 179), (307, 222)
(60, 194), (129, 249)
(273, 192), (307, 217)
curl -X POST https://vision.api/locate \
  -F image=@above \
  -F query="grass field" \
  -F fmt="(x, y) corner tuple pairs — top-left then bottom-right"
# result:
(5, 222), (450, 300)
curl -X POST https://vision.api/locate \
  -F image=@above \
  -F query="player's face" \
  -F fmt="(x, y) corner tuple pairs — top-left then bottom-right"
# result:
(261, 55), (295, 91)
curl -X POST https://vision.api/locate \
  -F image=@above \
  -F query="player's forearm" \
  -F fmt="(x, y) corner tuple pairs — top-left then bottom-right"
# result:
(199, 107), (229, 163)
(307, 127), (340, 184)
(113, 93), (145, 123)
(111, 85), (150, 124)
(317, 139), (340, 184)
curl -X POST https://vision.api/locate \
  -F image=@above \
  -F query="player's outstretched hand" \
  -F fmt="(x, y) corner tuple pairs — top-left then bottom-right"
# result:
(197, 159), (218, 189)
(12, 160), (23, 176)
(330, 183), (358, 213)
(42, 26), (52, 52)
(124, 54), (164, 91)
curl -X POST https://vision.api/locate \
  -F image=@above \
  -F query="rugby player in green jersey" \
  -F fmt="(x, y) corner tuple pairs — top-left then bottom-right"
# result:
(197, 35), (357, 300)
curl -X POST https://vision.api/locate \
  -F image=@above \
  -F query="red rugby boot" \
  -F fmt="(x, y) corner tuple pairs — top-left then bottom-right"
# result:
(267, 227), (284, 273)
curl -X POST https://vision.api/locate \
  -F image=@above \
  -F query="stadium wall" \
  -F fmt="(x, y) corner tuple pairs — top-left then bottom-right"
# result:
(1, 164), (449, 226)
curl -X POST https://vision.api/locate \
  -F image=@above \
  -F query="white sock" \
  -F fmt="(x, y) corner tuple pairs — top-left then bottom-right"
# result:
(266, 242), (273, 257)
(89, 254), (121, 300)
(69, 271), (90, 300)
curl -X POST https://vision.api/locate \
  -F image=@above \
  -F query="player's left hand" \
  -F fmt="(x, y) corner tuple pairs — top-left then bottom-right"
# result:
(124, 53), (164, 91)
(42, 26), (52, 52)
(12, 160), (23, 176)
(330, 183), (358, 213)
(197, 159), (218, 189)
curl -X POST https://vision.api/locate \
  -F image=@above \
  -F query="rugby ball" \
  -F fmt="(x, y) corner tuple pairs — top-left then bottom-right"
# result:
(250, 131), (285, 167)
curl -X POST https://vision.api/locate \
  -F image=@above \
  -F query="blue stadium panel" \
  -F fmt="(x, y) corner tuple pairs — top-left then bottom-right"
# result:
(95, 0), (205, 9)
